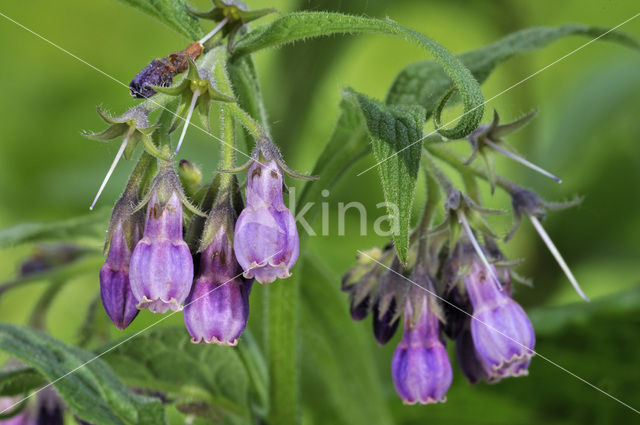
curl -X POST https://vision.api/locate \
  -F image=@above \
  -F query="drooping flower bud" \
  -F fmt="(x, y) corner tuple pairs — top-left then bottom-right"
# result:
(100, 188), (143, 330)
(184, 207), (252, 345)
(100, 222), (140, 330)
(234, 159), (299, 284)
(464, 260), (535, 381)
(130, 166), (194, 313)
(392, 294), (452, 405)
(372, 298), (400, 346)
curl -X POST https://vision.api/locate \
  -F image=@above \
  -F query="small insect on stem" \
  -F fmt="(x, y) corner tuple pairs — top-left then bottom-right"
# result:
(484, 140), (562, 184)
(90, 126), (136, 210)
(175, 90), (201, 154)
(458, 210), (503, 290)
(529, 215), (589, 301)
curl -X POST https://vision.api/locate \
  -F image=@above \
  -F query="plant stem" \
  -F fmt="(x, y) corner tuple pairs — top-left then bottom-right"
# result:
(215, 46), (300, 424)
(426, 145), (523, 195)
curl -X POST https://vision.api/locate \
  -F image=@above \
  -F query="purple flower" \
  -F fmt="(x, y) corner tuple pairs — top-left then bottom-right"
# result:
(464, 260), (535, 381)
(392, 295), (452, 405)
(184, 222), (252, 345)
(130, 190), (193, 313)
(234, 160), (299, 284)
(100, 221), (140, 330)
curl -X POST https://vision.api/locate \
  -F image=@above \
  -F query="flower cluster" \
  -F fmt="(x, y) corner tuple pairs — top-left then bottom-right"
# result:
(343, 111), (585, 405)
(98, 152), (299, 344)
(344, 241), (535, 404)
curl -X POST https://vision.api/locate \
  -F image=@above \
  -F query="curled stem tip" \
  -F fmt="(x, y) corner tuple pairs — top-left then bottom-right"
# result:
(485, 140), (562, 184)
(90, 131), (132, 210)
(175, 90), (201, 154)
(529, 215), (589, 302)
(458, 211), (502, 291)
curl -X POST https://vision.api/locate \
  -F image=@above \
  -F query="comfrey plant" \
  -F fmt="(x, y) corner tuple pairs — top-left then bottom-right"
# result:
(0, 1), (638, 424)
(341, 113), (578, 404)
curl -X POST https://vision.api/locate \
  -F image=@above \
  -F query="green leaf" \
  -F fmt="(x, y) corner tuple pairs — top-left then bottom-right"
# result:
(343, 88), (425, 263)
(530, 287), (640, 335)
(0, 210), (109, 249)
(296, 91), (370, 222)
(387, 24), (640, 118)
(0, 324), (165, 425)
(232, 11), (484, 139)
(100, 326), (252, 424)
(114, 0), (204, 40)
(0, 366), (45, 397)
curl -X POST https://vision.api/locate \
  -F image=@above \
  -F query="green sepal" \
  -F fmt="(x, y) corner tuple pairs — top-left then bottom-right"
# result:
(82, 123), (128, 141)
(188, 1), (277, 26)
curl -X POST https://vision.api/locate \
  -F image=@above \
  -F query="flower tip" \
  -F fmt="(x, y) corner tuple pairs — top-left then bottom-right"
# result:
(137, 296), (184, 313)
(190, 336), (239, 346)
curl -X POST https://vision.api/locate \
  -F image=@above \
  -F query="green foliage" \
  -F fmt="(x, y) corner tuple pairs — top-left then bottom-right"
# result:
(387, 24), (640, 117)
(232, 11), (485, 139)
(0, 324), (165, 425)
(0, 210), (108, 249)
(296, 92), (370, 220)
(113, 0), (204, 40)
(100, 326), (253, 424)
(343, 89), (425, 263)
(0, 366), (44, 397)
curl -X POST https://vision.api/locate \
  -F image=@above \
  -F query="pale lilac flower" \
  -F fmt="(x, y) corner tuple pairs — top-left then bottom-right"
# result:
(234, 160), (298, 284)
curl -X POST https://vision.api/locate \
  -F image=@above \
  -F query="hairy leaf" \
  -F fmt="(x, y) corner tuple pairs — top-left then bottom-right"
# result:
(232, 11), (484, 139)
(387, 24), (640, 118)
(100, 326), (251, 424)
(0, 210), (108, 249)
(0, 366), (45, 397)
(114, 0), (204, 40)
(0, 324), (165, 425)
(296, 92), (370, 222)
(343, 88), (425, 263)
(530, 287), (640, 335)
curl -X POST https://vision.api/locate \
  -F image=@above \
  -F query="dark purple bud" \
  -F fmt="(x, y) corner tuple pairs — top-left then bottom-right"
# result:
(455, 327), (490, 384)
(130, 191), (194, 313)
(464, 260), (535, 381)
(392, 296), (452, 405)
(442, 285), (470, 340)
(100, 222), (140, 330)
(33, 388), (64, 425)
(372, 299), (399, 346)
(234, 160), (299, 284)
(349, 294), (370, 321)
(184, 223), (251, 345)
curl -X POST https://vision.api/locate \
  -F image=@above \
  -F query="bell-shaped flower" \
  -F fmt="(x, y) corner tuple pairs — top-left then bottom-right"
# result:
(464, 260), (535, 381)
(100, 188), (143, 330)
(130, 166), (195, 313)
(184, 207), (252, 345)
(392, 294), (452, 405)
(234, 159), (299, 284)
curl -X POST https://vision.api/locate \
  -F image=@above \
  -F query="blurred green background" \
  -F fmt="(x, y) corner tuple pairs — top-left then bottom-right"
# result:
(1, 0), (639, 424)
